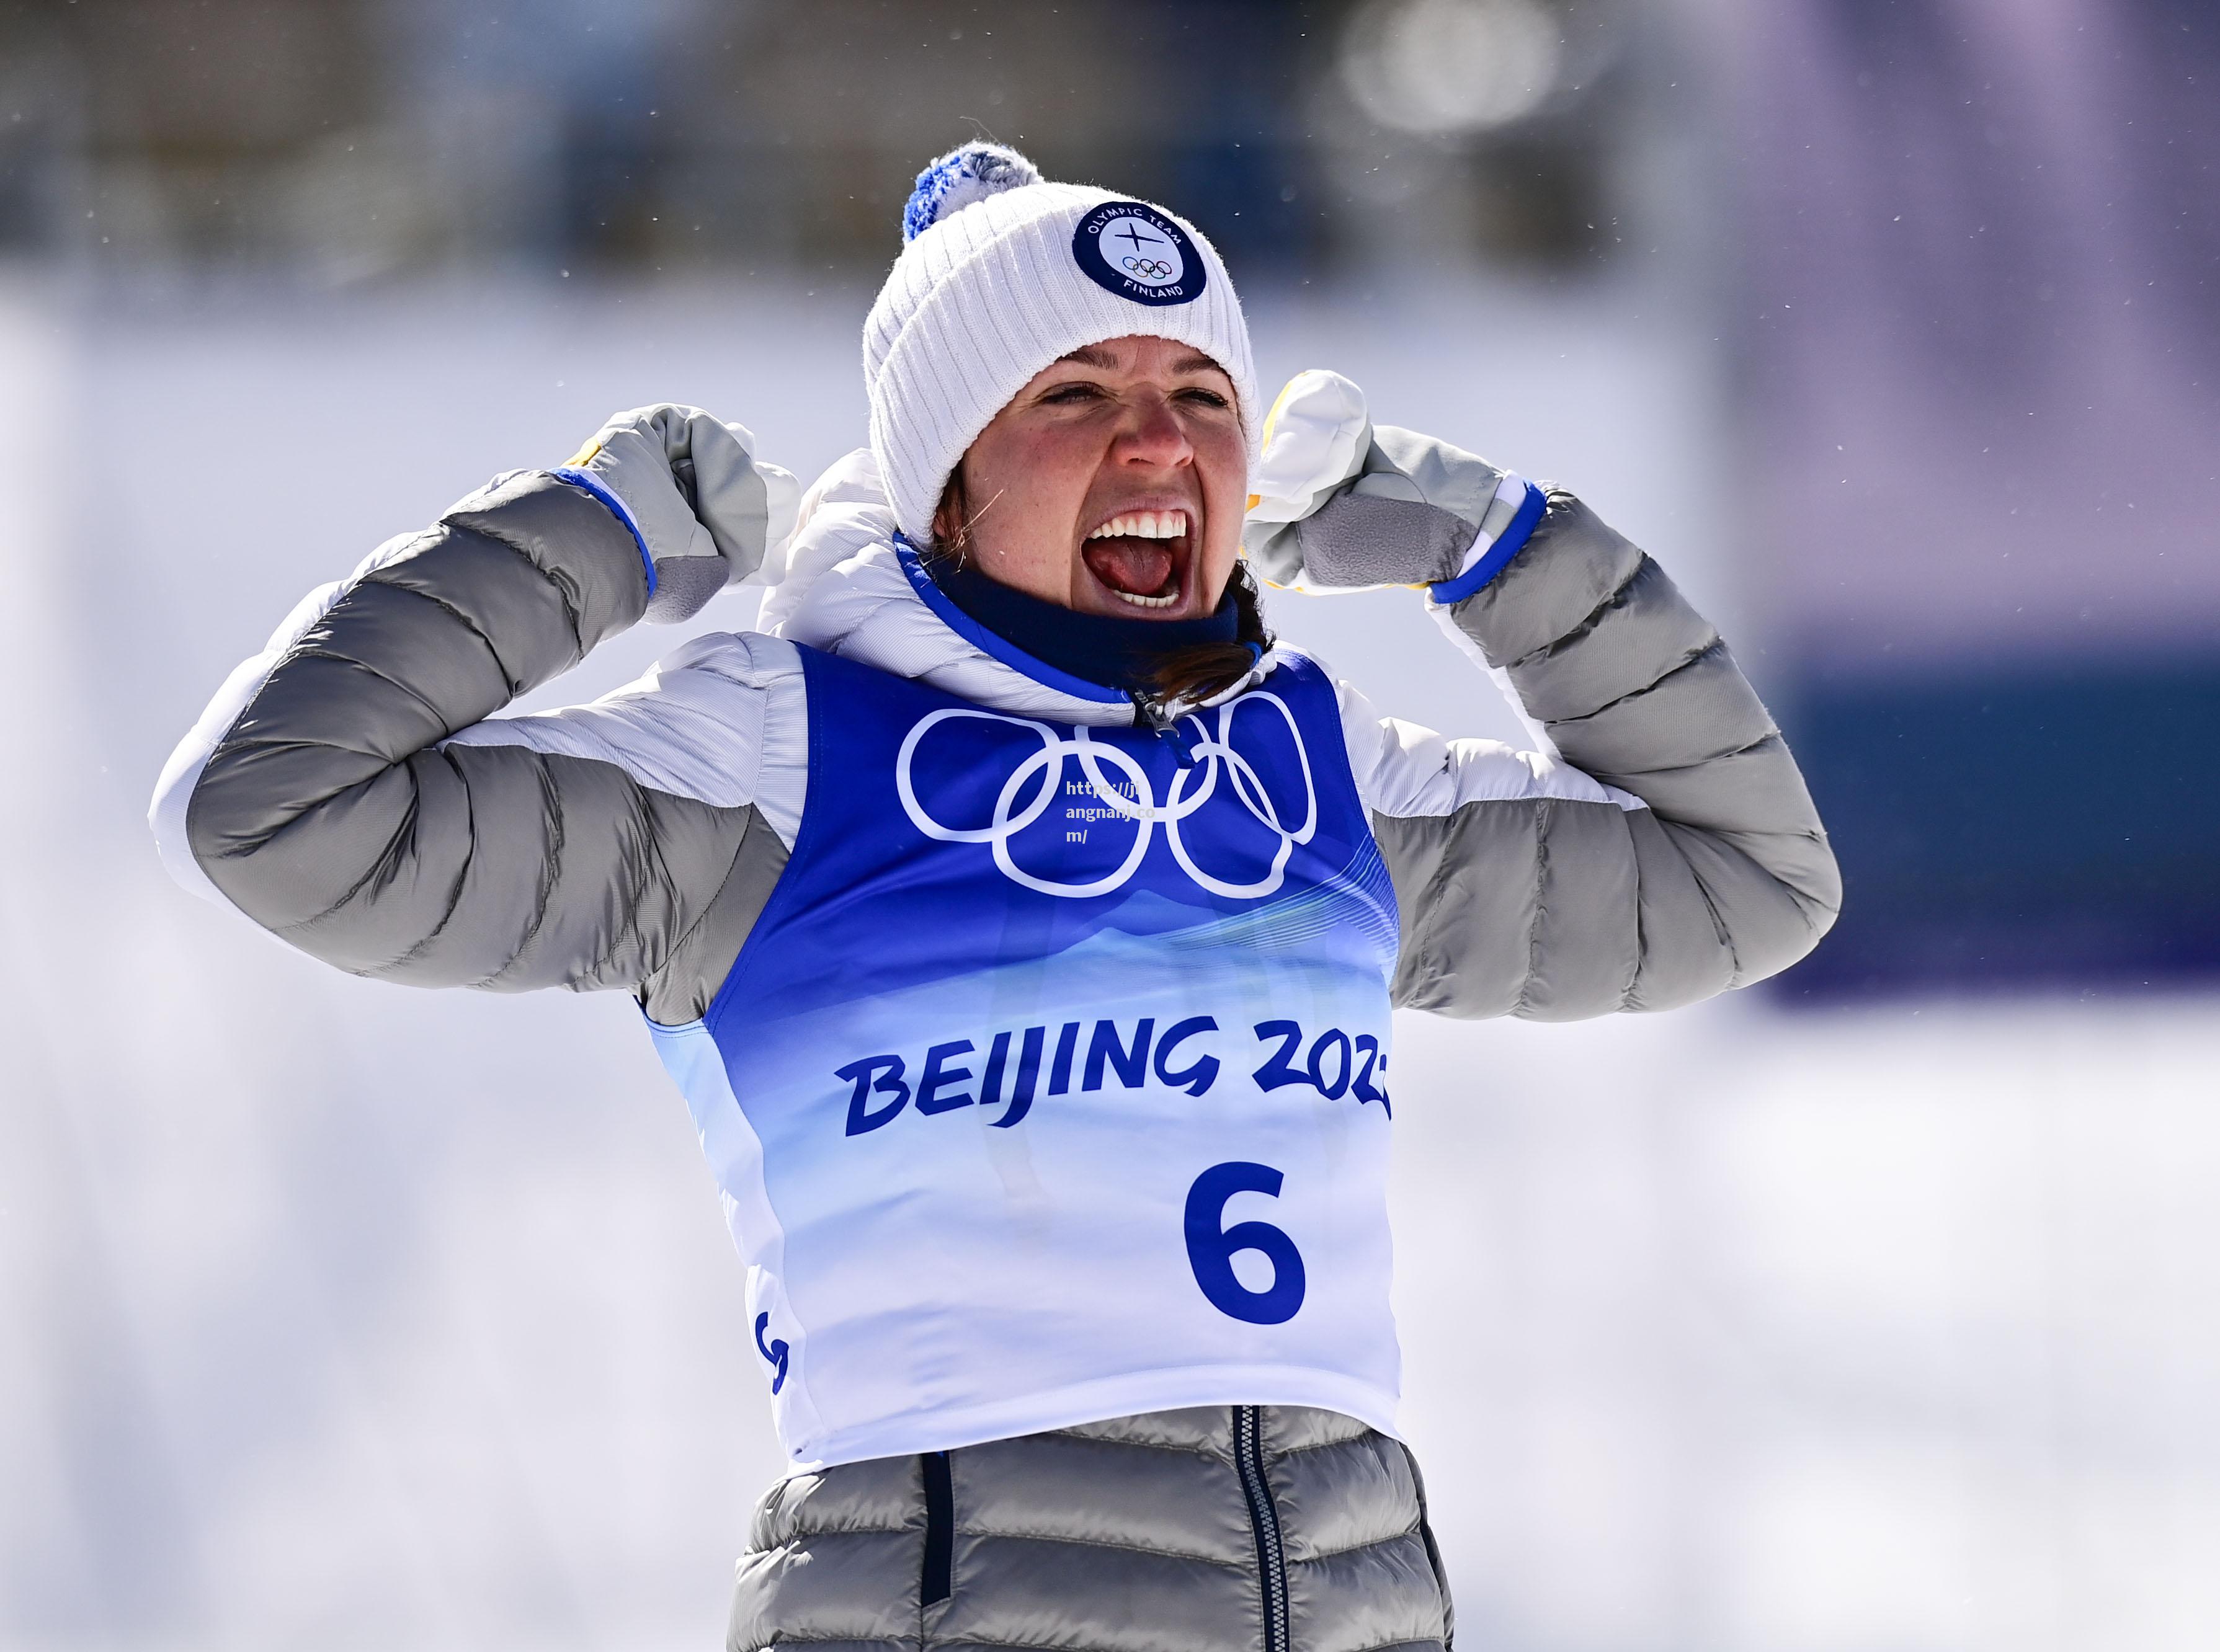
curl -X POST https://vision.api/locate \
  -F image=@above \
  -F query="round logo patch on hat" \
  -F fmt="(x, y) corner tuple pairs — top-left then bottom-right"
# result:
(1072, 202), (1206, 307)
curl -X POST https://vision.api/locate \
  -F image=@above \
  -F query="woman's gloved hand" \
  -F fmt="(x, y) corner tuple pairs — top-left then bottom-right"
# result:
(1242, 370), (1544, 603)
(559, 404), (800, 623)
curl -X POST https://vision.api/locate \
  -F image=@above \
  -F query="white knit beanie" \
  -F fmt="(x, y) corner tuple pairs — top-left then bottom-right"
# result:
(863, 142), (1259, 546)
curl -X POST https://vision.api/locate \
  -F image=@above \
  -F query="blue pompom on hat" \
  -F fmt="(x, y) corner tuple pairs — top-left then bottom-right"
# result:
(863, 141), (1259, 546)
(901, 142), (1043, 243)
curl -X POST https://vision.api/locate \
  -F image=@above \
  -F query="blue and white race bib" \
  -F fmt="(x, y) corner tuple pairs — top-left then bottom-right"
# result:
(652, 646), (1402, 1469)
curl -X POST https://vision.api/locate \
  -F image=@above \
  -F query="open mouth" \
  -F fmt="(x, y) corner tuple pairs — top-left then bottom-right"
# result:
(1081, 508), (1192, 611)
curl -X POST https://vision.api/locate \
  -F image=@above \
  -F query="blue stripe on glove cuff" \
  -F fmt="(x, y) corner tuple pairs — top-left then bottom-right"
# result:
(1429, 481), (1548, 607)
(550, 466), (658, 596)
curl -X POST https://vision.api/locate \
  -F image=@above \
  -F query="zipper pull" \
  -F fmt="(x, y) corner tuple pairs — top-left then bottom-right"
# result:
(1130, 690), (1199, 768)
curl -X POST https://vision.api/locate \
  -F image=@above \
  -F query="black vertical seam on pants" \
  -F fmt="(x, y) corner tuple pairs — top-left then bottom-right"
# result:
(921, 1450), (954, 1609)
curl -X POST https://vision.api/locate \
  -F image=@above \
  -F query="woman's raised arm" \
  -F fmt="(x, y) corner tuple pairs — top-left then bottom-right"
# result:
(1246, 371), (1840, 1018)
(149, 407), (801, 1021)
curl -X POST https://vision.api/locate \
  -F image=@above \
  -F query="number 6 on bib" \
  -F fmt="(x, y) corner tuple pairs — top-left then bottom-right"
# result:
(1184, 1161), (1307, 1325)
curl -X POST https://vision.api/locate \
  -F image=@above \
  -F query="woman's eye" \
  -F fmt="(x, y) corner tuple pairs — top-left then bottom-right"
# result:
(1042, 383), (1105, 404)
(1177, 388), (1230, 409)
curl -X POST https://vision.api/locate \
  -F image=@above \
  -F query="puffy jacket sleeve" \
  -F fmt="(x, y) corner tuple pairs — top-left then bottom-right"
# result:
(1339, 457), (1841, 1019)
(149, 468), (796, 1021)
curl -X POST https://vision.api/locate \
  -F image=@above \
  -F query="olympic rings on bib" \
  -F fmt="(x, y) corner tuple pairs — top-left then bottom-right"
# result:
(895, 696), (1319, 899)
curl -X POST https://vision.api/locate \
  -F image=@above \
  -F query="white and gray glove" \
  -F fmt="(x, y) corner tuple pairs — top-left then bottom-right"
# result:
(1242, 370), (1545, 603)
(558, 404), (801, 623)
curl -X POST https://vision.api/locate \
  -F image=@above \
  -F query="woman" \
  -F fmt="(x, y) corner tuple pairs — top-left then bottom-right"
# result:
(153, 144), (1838, 1651)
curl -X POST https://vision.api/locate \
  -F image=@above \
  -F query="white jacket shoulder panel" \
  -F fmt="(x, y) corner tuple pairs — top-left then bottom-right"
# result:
(1334, 675), (1642, 820)
(443, 630), (810, 848)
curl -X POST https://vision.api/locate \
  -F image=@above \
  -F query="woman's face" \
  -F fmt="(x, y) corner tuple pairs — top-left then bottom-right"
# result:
(938, 334), (1246, 622)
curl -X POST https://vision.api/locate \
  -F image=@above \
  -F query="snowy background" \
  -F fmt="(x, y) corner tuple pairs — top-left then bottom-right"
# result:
(2, 3), (2216, 1650)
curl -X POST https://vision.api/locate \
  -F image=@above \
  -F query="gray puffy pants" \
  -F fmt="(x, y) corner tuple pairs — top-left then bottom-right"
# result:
(730, 1405), (1453, 1651)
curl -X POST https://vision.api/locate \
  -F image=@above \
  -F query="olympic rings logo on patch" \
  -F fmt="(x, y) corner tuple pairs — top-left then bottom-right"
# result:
(1122, 256), (1174, 280)
(894, 696), (1318, 900)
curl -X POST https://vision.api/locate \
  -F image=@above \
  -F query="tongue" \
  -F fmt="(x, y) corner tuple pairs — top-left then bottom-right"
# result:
(1083, 537), (1175, 598)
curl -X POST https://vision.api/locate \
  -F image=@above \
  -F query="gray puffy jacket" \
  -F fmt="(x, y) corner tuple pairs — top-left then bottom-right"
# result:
(151, 406), (1838, 1651)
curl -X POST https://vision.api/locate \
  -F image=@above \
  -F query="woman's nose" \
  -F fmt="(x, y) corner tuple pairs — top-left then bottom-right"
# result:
(1113, 393), (1193, 468)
